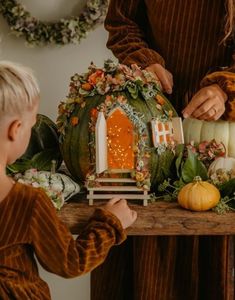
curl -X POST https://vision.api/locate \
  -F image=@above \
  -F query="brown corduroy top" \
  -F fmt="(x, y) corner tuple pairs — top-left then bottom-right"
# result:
(105, 0), (235, 119)
(0, 182), (126, 300)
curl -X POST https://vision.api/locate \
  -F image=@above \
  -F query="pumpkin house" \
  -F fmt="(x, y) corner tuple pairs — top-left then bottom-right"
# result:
(57, 60), (184, 206)
(89, 102), (184, 205)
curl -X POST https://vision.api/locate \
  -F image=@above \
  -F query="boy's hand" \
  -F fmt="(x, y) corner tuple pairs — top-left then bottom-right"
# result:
(104, 198), (137, 229)
(145, 63), (173, 94)
(182, 84), (227, 121)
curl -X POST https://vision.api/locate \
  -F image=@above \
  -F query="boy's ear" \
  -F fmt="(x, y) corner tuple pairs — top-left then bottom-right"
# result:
(8, 120), (22, 141)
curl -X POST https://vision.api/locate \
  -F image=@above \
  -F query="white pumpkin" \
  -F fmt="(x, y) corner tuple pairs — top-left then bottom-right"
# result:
(183, 118), (235, 157)
(208, 156), (235, 177)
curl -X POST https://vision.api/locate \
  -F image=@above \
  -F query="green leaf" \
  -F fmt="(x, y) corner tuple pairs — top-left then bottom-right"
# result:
(6, 159), (32, 174)
(31, 148), (61, 171)
(181, 150), (208, 183)
(218, 178), (235, 197)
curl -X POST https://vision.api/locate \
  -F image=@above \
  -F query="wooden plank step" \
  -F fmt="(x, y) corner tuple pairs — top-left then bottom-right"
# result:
(89, 186), (146, 192)
(96, 178), (136, 183)
(87, 194), (149, 200)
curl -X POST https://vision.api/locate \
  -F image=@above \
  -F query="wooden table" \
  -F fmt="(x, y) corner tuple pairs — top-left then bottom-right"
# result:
(58, 197), (235, 300)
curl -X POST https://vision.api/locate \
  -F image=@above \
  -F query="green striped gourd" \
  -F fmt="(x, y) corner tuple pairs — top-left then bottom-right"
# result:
(36, 171), (80, 201)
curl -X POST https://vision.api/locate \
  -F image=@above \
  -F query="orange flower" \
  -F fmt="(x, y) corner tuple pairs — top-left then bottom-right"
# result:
(90, 108), (98, 119)
(58, 103), (66, 114)
(71, 116), (79, 126)
(136, 172), (145, 182)
(88, 70), (104, 85)
(155, 94), (165, 106)
(81, 83), (93, 91)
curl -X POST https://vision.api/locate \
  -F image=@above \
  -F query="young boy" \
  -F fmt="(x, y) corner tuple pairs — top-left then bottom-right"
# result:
(0, 61), (137, 300)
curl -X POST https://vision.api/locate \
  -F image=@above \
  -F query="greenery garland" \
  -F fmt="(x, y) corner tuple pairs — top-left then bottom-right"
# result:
(0, 0), (108, 46)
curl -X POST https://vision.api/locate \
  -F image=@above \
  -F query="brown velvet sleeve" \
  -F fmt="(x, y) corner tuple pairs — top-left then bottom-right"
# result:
(104, 0), (165, 68)
(200, 71), (235, 120)
(29, 190), (126, 278)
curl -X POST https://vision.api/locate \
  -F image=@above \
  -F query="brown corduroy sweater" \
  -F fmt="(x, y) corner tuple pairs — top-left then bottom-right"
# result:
(105, 0), (235, 119)
(0, 182), (126, 300)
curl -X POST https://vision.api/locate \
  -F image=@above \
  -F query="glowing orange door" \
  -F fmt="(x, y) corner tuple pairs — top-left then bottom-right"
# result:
(107, 108), (135, 170)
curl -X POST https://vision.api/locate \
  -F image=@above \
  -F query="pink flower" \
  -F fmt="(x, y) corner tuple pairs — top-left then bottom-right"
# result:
(198, 141), (209, 153)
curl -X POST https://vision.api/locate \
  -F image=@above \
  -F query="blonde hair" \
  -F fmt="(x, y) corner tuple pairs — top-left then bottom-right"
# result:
(0, 61), (40, 117)
(223, 0), (235, 44)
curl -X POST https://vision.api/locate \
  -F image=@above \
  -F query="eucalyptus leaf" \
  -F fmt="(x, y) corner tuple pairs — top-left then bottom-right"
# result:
(181, 150), (208, 183)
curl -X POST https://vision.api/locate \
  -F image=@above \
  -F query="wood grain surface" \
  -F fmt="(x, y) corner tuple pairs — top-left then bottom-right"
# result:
(58, 194), (235, 236)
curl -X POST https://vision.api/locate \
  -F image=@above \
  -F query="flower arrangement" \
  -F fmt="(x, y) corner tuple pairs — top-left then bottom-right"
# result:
(157, 140), (235, 213)
(185, 139), (226, 169)
(57, 59), (168, 137)
(0, 0), (108, 46)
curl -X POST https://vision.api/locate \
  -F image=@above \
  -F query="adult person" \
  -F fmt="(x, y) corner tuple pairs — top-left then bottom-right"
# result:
(105, 0), (235, 122)
(90, 1), (235, 300)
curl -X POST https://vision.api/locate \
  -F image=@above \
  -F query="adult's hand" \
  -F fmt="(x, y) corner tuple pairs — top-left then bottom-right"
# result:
(182, 84), (227, 121)
(145, 63), (173, 94)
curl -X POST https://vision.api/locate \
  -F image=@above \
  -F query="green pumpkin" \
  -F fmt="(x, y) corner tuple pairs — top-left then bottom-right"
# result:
(7, 114), (62, 173)
(57, 60), (177, 190)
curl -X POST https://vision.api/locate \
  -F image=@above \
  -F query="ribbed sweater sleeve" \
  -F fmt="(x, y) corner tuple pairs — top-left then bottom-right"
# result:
(104, 0), (165, 68)
(29, 190), (126, 278)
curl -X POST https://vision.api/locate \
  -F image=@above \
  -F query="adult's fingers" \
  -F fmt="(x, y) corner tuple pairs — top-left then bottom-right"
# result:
(146, 64), (173, 94)
(197, 107), (224, 121)
(157, 69), (173, 94)
(191, 98), (217, 118)
(182, 92), (209, 118)
(166, 70), (173, 89)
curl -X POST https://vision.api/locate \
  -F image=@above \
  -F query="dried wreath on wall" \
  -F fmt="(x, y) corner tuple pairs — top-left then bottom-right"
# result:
(0, 0), (108, 46)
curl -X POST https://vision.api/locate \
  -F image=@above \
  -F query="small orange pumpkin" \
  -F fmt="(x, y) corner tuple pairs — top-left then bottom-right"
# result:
(178, 176), (220, 211)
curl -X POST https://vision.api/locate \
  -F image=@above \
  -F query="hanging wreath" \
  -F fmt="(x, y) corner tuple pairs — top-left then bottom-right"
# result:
(0, 0), (108, 46)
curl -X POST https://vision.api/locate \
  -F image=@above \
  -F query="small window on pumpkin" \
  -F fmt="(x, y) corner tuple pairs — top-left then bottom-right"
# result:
(151, 117), (184, 147)
(151, 120), (173, 147)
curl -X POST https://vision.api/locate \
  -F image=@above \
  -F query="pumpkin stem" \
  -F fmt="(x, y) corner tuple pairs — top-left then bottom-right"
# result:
(193, 176), (202, 182)
(50, 160), (56, 175)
